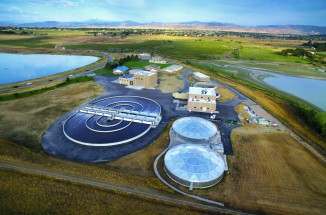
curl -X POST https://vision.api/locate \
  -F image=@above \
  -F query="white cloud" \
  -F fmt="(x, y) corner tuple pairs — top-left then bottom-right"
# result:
(29, 0), (79, 7)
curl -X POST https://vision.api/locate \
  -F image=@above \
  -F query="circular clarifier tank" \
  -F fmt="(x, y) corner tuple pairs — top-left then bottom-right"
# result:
(164, 144), (224, 188)
(63, 96), (161, 146)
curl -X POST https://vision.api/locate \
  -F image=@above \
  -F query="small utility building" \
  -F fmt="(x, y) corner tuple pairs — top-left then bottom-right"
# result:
(119, 74), (134, 85)
(144, 65), (160, 72)
(113, 66), (129, 75)
(193, 72), (210, 82)
(188, 87), (216, 113)
(162, 65), (183, 73)
(149, 56), (166, 64)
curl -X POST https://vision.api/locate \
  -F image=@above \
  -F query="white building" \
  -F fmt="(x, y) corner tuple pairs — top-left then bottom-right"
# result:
(162, 65), (183, 73)
(193, 72), (210, 82)
(188, 87), (216, 113)
(138, 53), (151, 60)
(129, 69), (144, 74)
(149, 56), (167, 64)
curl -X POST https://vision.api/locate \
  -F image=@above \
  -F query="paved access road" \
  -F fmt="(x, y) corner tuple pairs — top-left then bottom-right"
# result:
(0, 161), (250, 215)
(178, 67), (255, 155)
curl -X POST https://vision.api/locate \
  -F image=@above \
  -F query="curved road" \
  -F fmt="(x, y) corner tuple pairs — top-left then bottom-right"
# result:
(0, 161), (249, 214)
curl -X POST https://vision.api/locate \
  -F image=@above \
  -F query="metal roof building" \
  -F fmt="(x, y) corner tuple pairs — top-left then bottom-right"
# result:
(164, 144), (224, 189)
(120, 74), (134, 79)
(113, 66), (129, 74)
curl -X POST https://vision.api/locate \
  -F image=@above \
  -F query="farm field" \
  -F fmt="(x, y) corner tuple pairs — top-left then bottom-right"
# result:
(209, 59), (326, 78)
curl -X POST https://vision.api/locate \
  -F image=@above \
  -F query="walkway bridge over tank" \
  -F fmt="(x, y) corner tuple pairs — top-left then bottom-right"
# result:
(79, 105), (161, 128)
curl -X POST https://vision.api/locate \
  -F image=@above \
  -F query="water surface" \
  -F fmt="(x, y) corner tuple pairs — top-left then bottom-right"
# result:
(264, 74), (326, 111)
(0, 53), (98, 84)
(211, 63), (326, 111)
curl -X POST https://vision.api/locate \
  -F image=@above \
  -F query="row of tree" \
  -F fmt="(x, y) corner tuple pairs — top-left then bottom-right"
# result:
(292, 103), (326, 138)
(280, 48), (314, 59)
(302, 40), (326, 51)
(105, 54), (139, 69)
(0, 30), (33, 35)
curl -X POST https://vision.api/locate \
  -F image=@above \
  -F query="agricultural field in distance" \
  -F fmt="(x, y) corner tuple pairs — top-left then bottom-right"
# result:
(0, 28), (325, 214)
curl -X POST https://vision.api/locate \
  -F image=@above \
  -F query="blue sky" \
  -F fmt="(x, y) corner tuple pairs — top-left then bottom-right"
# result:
(1, 0), (325, 26)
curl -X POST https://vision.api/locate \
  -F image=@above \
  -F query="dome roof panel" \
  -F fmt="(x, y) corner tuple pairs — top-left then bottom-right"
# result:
(172, 117), (218, 140)
(164, 144), (224, 185)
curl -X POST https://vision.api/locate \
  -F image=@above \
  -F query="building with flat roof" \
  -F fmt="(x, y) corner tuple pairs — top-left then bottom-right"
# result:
(119, 74), (134, 85)
(162, 65), (183, 73)
(129, 69), (144, 74)
(188, 87), (216, 113)
(149, 56), (167, 64)
(193, 72), (210, 82)
(138, 53), (151, 61)
(134, 70), (158, 88)
(119, 70), (157, 89)
(144, 65), (160, 72)
(113, 66), (129, 75)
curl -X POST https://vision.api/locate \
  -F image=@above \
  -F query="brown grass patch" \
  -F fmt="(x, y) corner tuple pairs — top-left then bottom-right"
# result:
(158, 72), (183, 93)
(0, 82), (104, 149)
(234, 103), (252, 125)
(173, 127), (326, 214)
(0, 169), (208, 215)
(216, 86), (237, 102)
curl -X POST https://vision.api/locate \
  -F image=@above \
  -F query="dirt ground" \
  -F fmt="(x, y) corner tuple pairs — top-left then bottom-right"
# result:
(158, 72), (183, 93)
(0, 82), (104, 149)
(106, 121), (172, 177)
(217, 86), (237, 102)
(187, 126), (326, 214)
(234, 103), (253, 124)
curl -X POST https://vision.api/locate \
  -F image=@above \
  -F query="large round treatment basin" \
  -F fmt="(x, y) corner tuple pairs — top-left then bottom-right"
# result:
(63, 96), (161, 146)
(164, 144), (224, 188)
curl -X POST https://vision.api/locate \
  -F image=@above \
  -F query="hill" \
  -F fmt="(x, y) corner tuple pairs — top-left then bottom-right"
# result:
(3, 20), (326, 35)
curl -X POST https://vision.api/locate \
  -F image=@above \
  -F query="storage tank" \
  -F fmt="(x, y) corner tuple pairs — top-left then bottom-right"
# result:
(169, 117), (220, 146)
(164, 144), (224, 189)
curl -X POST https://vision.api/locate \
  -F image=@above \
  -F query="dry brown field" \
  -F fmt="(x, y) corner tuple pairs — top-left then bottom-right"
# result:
(0, 81), (104, 149)
(160, 126), (326, 214)
(158, 72), (183, 93)
(0, 169), (211, 215)
(216, 86), (237, 102)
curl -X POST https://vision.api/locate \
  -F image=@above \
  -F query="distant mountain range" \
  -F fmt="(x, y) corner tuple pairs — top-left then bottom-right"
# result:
(4, 20), (326, 35)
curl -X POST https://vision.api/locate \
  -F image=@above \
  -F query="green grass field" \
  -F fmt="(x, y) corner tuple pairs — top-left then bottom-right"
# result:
(124, 61), (171, 69)
(1, 30), (323, 67)
(0, 36), (54, 48)
(65, 35), (319, 64)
